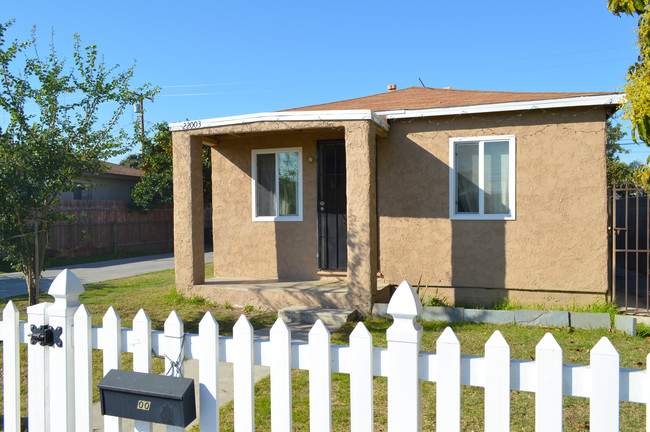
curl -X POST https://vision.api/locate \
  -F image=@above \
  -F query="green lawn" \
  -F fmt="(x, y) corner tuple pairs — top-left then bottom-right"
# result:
(0, 263), (278, 419)
(1, 267), (648, 431)
(215, 318), (648, 431)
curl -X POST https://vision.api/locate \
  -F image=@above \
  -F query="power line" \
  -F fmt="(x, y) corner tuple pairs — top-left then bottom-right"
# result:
(159, 45), (634, 92)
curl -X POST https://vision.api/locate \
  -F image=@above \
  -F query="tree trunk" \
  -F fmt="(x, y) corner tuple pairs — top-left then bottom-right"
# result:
(25, 219), (48, 306)
(28, 279), (39, 305)
(25, 263), (39, 306)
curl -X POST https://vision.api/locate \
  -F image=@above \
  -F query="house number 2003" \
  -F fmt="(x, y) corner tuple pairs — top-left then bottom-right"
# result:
(137, 400), (151, 411)
(182, 120), (202, 130)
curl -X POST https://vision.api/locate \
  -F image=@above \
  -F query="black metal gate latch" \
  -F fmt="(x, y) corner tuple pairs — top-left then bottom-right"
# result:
(29, 325), (63, 347)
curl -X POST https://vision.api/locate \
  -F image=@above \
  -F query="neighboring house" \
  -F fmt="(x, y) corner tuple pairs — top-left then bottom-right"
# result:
(52, 162), (173, 257)
(170, 86), (623, 314)
(59, 161), (143, 201)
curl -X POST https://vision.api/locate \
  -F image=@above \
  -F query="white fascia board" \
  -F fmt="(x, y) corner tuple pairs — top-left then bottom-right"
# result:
(377, 94), (625, 120)
(169, 109), (389, 132)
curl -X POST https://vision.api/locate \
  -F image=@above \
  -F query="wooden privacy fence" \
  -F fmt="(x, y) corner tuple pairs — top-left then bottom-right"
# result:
(49, 221), (173, 256)
(1, 272), (649, 432)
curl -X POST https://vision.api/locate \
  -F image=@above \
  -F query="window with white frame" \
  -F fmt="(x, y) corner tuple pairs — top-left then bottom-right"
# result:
(449, 135), (515, 220)
(252, 148), (302, 221)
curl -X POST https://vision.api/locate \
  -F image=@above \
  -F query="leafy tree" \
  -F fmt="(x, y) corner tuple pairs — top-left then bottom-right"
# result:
(606, 120), (636, 186)
(130, 121), (211, 210)
(608, 0), (650, 144)
(0, 20), (156, 304)
(119, 153), (142, 168)
(130, 122), (173, 209)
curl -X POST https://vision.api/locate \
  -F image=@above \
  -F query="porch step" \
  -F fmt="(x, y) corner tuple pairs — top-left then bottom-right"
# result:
(278, 306), (358, 327)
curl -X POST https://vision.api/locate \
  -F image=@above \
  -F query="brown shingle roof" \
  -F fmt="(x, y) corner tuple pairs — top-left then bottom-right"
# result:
(100, 161), (144, 178)
(285, 86), (616, 112)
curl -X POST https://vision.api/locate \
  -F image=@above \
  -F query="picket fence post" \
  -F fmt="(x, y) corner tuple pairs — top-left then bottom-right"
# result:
(26, 300), (49, 431)
(386, 280), (423, 432)
(48, 269), (84, 432)
(3, 301), (20, 432)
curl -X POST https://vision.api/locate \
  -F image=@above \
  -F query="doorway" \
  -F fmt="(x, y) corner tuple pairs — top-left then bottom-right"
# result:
(317, 140), (347, 270)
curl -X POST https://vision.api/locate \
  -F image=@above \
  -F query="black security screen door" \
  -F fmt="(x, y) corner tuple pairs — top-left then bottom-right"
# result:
(318, 140), (347, 270)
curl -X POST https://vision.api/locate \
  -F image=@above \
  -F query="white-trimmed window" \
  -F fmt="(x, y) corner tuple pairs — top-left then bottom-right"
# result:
(449, 135), (515, 220)
(252, 148), (302, 221)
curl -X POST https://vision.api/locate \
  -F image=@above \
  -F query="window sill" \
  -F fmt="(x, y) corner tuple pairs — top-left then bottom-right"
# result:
(252, 216), (303, 222)
(450, 214), (516, 221)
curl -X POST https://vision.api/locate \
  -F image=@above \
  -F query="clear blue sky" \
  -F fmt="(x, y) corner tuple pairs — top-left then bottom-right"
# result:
(2, 0), (646, 164)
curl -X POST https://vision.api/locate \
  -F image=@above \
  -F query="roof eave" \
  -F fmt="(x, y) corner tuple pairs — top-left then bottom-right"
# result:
(378, 93), (624, 120)
(169, 93), (623, 134)
(169, 109), (390, 133)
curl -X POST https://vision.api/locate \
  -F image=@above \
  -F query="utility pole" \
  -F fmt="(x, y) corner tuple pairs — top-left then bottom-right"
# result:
(134, 94), (154, 149)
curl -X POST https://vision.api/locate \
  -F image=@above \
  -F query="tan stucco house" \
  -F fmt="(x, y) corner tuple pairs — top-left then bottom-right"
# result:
(170, 86), (622, 314)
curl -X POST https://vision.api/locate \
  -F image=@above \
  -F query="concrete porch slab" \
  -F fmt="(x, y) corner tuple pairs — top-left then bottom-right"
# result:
(186, 277), (388, 313)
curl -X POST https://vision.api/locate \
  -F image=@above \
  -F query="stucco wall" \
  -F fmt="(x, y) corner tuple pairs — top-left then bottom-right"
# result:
(211, 128), (344, 280)
(377, 107), (609, 306)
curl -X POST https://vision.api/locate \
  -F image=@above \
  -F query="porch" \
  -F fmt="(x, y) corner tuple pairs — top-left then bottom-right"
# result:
(185, 276), (392, 311)
(171, 111), (390, 314)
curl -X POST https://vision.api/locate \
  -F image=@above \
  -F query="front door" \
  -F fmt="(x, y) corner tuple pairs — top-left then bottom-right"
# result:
(318, 140), (347, 270)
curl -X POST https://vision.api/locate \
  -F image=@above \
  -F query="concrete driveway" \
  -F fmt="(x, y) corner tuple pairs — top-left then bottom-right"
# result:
(0, 251), (214, 299)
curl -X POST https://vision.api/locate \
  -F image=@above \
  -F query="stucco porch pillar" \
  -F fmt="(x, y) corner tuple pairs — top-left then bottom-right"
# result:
(172, 132), (205, 292)
(344, 121), (377, 314)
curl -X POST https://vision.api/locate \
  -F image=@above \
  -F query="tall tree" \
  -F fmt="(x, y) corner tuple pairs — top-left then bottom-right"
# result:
(0, 20), (156, 304)
(606, 120), (640, 186)
(129, 121), (211, 211)
(119, 153), (142, 169)
(130, 122), (174, 210)
(608, 0), (650, 144)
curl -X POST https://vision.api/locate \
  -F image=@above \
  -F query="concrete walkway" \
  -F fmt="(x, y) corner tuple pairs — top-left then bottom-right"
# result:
(0, 252), (214, 299)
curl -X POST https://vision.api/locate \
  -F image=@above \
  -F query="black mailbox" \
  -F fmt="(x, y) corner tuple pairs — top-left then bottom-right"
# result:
(98, 369), (196, 427)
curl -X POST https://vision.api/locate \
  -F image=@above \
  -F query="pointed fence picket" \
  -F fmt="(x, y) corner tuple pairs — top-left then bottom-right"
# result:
(536, 332), (563, 431)
(133, 309), (153, 432)
(484, 330), (510, 432)
(270, 318), (292, 432)
(437, 327), (461, 432)
(3, 302), (20, 432)
(309, 320), (333, 432)
(0, 272), (649, 432)
(233, 314), (255, 431)
(74, 304), (93, 431)
(349, 322), (373, 432)
(199, 312), (220, 432)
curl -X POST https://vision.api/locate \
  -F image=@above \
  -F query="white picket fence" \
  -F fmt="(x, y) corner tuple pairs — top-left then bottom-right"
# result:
(1, 269), (649, 431)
